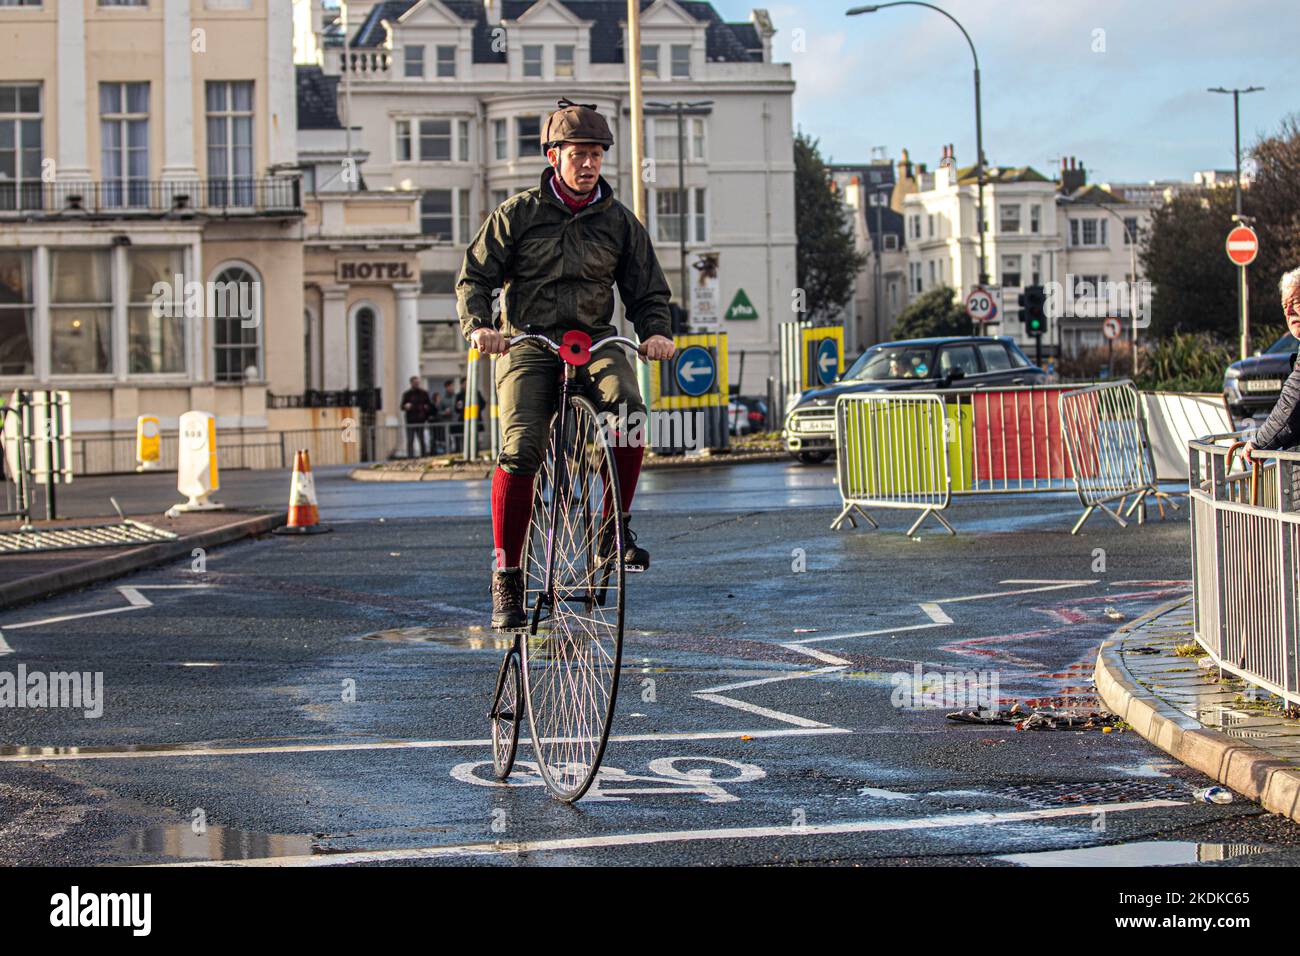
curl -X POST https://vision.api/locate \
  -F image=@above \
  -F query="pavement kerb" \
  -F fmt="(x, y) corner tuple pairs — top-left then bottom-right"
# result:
(0, 511), (286, 611)
(1094, 597), (1300, 823)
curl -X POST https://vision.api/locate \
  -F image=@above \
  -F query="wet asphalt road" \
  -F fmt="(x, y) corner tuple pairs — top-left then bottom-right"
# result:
(3, 461), (1300, 866)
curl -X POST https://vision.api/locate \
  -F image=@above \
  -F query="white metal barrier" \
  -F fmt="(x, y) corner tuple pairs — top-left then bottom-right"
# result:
(1188, 433), (1300, 707)
(833, 381), (1172, 535)
(1060, 381), (1172, 534)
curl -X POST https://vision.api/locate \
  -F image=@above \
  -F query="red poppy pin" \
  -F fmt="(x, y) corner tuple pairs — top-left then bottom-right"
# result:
(560, 330), (592, 366)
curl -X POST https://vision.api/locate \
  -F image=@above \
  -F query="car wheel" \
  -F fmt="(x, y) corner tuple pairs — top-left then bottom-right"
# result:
(797, 451), (830, 465)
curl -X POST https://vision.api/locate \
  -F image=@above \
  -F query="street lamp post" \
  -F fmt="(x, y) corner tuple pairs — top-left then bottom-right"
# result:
(848, 2), (986, 286)
(647, 100), (713, 324)
(1209, 85), (1263, 359)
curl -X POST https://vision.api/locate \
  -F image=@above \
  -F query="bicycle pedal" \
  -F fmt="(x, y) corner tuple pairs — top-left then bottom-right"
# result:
(624, 563), (647, 574)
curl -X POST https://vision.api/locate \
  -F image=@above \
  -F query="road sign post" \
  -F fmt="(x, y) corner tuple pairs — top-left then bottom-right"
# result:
(1226, 224), (1259, 360)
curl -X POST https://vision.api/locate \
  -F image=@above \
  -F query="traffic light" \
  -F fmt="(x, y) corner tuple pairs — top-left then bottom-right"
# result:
(1018, 285), (1047, 336)
(669, 303), (689, 335)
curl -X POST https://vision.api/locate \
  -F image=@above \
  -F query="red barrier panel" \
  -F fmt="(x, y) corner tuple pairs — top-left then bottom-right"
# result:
(972, 388), (1097, 482)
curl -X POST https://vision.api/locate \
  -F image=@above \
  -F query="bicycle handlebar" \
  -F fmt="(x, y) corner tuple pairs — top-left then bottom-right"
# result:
(507, 332), (649, 359)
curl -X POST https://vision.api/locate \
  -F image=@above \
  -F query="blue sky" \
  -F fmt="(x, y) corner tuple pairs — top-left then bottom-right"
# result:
(714, 0), (1300, 183)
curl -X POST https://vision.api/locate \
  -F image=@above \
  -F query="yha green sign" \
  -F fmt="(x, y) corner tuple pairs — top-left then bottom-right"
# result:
(725, 288), (758, 321)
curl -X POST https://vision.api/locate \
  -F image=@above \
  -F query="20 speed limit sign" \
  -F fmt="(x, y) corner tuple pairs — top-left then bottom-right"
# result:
(965, 287), (999, 323)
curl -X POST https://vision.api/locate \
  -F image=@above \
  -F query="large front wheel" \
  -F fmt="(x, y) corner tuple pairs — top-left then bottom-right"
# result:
(521, 395), (625, 802)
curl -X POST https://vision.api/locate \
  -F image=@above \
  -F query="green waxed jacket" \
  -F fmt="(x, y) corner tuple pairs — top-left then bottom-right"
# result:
(456, 167), (673, 344)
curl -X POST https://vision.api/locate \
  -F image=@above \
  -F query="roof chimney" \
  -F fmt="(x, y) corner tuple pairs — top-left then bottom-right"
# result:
(1060, 156), (1087, 193)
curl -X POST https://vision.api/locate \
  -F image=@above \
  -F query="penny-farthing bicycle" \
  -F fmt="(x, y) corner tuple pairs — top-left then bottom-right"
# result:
(488, 329), (647, 802)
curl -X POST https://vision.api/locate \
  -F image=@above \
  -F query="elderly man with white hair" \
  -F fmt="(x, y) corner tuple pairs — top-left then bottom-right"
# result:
(1244, 267), (1300, 462)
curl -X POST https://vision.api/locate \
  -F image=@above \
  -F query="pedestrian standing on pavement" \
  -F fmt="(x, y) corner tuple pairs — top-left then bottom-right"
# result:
(400, 375), (433, 458)
(1243, 268), (1300, 462)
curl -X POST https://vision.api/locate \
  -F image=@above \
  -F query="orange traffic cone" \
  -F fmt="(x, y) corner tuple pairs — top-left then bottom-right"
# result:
(272, 449), (332, 535)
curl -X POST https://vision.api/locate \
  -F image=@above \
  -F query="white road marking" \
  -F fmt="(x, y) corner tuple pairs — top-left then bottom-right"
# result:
(154, 798), (1188, 867)
(933, 580), (1098, 605)
(694, 693), (831, 729)
(780, 643), (850, 665)
(1, 584), (212, 632)
(919, 602), (953, 624)
(696, 665), (842, 695)
(788, 580), (1095, 647)
(0, 726), (850, 763)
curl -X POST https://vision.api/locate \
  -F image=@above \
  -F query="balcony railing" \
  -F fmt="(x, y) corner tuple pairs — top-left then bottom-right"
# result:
(0, 177), (303, 218)
(268, 388), (383, 411)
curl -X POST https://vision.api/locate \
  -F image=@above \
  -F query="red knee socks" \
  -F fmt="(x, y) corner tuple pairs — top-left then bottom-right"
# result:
(604, 444), (644, 516)
(491, 467), (535, 569)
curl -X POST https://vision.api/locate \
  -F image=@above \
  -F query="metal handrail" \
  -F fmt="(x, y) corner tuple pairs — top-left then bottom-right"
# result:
(1188, 430), (1300, 707)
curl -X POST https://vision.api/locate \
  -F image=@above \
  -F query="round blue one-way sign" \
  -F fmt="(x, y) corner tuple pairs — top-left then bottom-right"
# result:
(674, 345), (716, 397)
(815, 338), (839, 386)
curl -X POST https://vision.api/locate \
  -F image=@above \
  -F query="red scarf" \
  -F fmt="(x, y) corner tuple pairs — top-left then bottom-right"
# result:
(550, 174), (601, 214)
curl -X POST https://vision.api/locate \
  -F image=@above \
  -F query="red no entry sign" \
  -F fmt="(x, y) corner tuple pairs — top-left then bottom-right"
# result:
(1226, 225), (1259, 266)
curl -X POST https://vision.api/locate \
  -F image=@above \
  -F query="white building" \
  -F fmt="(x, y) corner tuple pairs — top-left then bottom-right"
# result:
(895, 152), (1177, 359)
(303, 0), (796, 393)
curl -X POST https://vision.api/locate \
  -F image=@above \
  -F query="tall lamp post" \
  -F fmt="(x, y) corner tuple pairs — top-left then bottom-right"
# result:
(848, 2), (987, 286)
(1208, 85), (1263, 360)
(646, 99), (713, 322)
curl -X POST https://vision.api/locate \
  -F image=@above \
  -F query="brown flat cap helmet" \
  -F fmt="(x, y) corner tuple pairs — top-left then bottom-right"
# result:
(541, 98), (614, 149)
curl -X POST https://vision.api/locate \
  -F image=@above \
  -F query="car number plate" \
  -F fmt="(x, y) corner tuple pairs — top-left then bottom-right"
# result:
(801, 419), (835, 433)
(1244, 379), (1282, 392)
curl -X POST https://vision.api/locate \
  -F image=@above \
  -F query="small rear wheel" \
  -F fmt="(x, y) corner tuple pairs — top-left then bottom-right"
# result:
(490, 645), (522, 780)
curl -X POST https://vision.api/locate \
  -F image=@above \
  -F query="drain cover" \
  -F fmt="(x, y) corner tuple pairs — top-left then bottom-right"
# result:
(993, 780), (1184, 807)
(0, 521), (177, 554)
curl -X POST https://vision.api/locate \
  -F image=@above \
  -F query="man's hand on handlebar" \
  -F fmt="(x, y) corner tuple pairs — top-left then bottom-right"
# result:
(1242, 441), (1259, 464)
(641, 335), (675, 361)
(470, 327), (510, 356)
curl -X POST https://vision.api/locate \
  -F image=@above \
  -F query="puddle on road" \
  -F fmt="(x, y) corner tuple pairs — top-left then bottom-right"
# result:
(117, 822), (316, 862)
(997, 841), (1275, 867)
(354, 625), (662, 652)
(355, 625), (515, 650)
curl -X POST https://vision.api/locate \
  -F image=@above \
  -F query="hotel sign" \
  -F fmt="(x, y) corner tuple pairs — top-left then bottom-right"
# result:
(337, 260), (417, 283)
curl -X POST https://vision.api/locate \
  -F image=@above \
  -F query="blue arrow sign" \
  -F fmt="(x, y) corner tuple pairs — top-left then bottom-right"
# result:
(674, 345), (716, 397)
(815, 338), (839, 386)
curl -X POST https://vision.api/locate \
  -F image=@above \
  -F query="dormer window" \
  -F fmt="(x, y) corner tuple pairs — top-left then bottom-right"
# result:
(555, 45), (575, 78)
(436, 45), (456, 78)
(640, 44), (659, 79)
(671, 44), (690, 78)
(404, 45), (424, 78)
(523, 45), (543, 78)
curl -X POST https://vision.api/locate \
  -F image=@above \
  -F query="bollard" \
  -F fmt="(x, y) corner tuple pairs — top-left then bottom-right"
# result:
(166, 410), (224, 517)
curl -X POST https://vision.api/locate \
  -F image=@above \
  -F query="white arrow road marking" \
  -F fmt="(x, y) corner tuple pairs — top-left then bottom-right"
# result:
(0, 584), (212, 651)
(153, 798), (1188, 867)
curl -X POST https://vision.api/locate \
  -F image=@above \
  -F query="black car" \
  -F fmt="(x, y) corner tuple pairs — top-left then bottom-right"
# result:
(782, 336), (1048, 463)
(1223, 332), (1299, 425)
